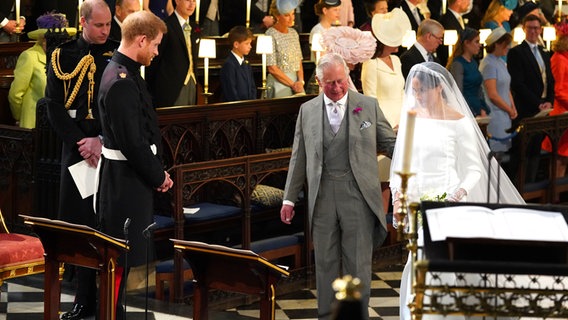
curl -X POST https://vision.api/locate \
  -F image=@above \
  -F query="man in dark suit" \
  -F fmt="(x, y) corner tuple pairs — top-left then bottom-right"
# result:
(398, 0), (424, 31)
(507, 14), (554, 182)
(44, 1), (118, 318)
(437, 0), (470, 66)
(147, 0), (199, 107)
(109, 0), (140, 41)
(280, 53), (396, 319)
(97, 10), (172, 317)
(220, 26), (256, 101)
(400, 19), (444, 79)
(0, 1), (25, 42)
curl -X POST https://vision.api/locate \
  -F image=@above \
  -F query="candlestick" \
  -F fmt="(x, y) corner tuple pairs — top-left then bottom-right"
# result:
(204, 57), (209, 90)
(246, 0), (251, 28)
(15, 0), (20, 28)
(195, 0), (200, 24)
(442, 0), (447, 14)
(559, 0), (562, 20)
(78, 0), (83, 31)
(402, 110), (416, 173)
(140, 66), (145, 79)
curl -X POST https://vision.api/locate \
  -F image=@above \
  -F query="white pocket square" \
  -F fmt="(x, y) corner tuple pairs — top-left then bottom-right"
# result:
(360, 121), (371, 130)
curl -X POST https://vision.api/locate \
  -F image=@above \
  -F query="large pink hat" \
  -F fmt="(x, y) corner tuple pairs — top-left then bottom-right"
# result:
(322, 27), (377, 64)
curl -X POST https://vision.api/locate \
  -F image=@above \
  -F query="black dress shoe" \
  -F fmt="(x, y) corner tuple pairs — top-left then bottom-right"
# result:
(60, 303), (95, 320)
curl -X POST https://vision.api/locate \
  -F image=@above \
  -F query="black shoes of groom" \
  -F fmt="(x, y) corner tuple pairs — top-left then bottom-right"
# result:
(60, 303), (95, 320)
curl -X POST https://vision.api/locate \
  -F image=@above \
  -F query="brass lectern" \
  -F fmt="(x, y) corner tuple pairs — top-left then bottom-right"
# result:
(172, 239), (290, 320)
(20, 215), (129, 320)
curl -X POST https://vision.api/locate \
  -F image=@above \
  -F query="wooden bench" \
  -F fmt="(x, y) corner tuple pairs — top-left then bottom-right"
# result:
(514, 114), (568, 203)
(167, 151), (308, 302)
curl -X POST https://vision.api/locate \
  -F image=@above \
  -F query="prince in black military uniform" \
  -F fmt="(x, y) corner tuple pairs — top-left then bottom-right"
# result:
(97, 10), (171, 316)
(44, 0), (118, 318)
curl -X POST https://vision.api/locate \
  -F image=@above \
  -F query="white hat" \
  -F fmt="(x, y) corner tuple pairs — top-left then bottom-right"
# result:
(371, 8), (411, 47)
(485, 27), (508, 46)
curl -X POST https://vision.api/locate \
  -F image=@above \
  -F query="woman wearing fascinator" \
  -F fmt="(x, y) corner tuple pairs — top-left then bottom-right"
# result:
(390, 62), (524, 320)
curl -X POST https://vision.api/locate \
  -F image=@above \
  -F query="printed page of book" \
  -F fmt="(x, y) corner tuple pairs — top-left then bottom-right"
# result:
(426, 206), (568, 242)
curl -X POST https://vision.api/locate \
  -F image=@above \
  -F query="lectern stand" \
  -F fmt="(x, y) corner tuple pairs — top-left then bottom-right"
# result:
(172, 239), (290, 320)
(410, 202), (568, 319)
(20, 215), (129, 320)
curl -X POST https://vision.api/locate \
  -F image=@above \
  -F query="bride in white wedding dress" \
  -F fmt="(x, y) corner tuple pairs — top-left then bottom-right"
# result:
(389, 62), (526, 320)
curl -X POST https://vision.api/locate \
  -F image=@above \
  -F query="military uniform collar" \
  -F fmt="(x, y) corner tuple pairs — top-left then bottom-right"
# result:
(112, 51), (142, 73)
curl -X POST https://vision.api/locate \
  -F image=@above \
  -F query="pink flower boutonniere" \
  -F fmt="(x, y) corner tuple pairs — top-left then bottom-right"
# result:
(353, 107), (363, 114)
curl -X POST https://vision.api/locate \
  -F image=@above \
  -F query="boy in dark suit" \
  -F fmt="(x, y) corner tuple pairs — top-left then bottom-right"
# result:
(220, 26), (257, 101)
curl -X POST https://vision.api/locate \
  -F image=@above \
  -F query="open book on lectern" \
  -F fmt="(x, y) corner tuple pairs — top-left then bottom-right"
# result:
(426, 206), (568, 243)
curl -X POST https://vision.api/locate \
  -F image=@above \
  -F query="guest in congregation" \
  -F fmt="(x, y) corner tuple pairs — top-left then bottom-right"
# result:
(220, 26), (257, 101)
(110, 0), (140, 41)
(143, 0), (174, 20)
(398, 0), (424, 31)
(280, 53), (396, 320)
(358, 0), (388, 31)
(147, 0), (199, 107)
(542, 21), (568, 178)
(0, 1), (26, 42)
(338, 0), (354, 26)
(447, 27), (489, 118)
(193, 0), (220, 36)
(510, 1), (548, 29)
(400, 19), (444, 79)
(309, 0), (341, 49)
(9, 13), (75, 129)
(97, 11), (172, 317)
(508, 14), (554, 182)
(361, 8), (410, 214)
(44, 1), (118, 319)
(437, 0), (471, 67)
(266, 0), (305, 98)
(391, 61), (525, 320)
(220, 0), (274, 35)
(480, 27), (516, 153)
(481, 0), (516, 32)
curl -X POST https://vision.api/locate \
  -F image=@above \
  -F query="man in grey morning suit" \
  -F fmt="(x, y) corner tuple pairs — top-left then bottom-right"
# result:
(280, 53), (396, 319)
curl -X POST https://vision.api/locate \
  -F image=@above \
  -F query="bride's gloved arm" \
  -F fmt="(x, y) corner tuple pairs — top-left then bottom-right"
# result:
(455, 120), (483, 201)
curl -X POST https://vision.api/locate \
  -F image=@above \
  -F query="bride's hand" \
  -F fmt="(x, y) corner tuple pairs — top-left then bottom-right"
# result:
(447, 188), (467, 202)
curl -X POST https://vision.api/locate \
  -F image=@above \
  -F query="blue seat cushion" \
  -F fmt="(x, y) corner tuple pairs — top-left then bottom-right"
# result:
(155, 258), (191, 273)
(183, 202), (242, 222)
(153, 215), (174, 229)
(243, 235), (300, 253)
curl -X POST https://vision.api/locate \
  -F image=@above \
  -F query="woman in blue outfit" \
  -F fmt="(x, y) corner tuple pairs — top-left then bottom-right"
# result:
(448, 28), (489, 117)
(479, 27), (517, 152)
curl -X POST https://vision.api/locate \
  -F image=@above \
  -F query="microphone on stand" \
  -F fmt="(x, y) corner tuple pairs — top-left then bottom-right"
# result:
(142, 222), (157, 320)
(123, 218), (131, 320)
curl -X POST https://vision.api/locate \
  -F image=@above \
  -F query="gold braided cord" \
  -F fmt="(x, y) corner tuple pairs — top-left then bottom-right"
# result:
(51, 48), (97, 119)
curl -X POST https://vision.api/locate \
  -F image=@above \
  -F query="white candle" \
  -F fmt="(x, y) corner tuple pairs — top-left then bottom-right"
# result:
(139, 0), (143, 11)
(442, 0), (446, 14)
(140, 66), (145, 79)
(195, 0), (200, 24)
(15, 0), (20, 26)
(78, 0), (83, 30)
(204, 57), (209, 89)
(402, 110), (416, 173)
(262, 53), (267, 83)
(246, 0), (251, 28)
(559, 0), (563, 20)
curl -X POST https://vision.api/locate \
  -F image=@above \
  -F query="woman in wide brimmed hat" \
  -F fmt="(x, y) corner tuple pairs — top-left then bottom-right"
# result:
(361, 8), (410, 211)
(266, 0), (305, 98)
(8, 12), (76, 129)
